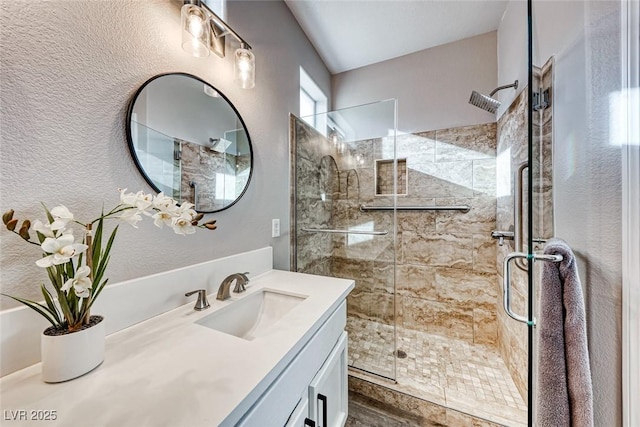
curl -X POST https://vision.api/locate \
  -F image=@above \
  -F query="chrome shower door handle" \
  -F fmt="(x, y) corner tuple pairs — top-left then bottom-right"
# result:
(502, 252), (530, 324)
(502, 252), (564, 325)
(513, 162), (529, 271)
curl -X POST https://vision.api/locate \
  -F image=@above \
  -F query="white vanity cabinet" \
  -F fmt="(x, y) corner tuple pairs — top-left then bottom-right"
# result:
(236, 302), (348, 427)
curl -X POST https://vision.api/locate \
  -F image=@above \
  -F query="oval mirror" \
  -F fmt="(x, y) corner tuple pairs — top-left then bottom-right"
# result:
(126, 73), (253, 213)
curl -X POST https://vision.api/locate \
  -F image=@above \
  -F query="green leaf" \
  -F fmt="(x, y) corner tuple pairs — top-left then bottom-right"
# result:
(56, 288), (74, 325)
(93, 225), (117, 287)
(41, 203), (54, 225)
(93, 253), (110, 291)
(1, 293), (59, 327)
(88, 278), (109, 310)
(35, 230), (46, 244)
(46, 266), (62, 291)
(65, 260), (74, 279)
(93, 217), (104, 263)
(41, 285), (62, 324)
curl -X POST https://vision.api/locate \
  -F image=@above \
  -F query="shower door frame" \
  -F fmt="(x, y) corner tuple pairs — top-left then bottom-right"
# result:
(526, 2), (535, 426)
(622, 0), (640, 424)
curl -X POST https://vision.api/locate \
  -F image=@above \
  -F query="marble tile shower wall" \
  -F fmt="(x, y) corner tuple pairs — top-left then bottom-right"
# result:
(291, 116), (338, 276)
(495, 57), (554, 401)
(332, 124), (500, 346)
(496, 87), (530, 402)
(180, 139), (250, 212)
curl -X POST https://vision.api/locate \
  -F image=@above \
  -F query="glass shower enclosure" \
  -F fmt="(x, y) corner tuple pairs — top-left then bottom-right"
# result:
(291, 99), (399, 380)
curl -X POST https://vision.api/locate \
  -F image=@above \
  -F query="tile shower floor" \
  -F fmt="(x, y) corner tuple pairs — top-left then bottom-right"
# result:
(347, 318), (527, 426)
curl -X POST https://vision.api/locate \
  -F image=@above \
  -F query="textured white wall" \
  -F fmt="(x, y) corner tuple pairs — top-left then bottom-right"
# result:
(0, 0), (330, 310)
(496, 0), (527, 119)
(498, 1), (623, 424)
(331, 32), (498, 134)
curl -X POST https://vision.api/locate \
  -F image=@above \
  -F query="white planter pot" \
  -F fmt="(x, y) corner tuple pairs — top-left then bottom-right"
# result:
(41, 316), (105, 383)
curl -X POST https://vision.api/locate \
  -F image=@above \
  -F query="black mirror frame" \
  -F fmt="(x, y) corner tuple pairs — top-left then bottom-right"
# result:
(125, 72), (254, 213)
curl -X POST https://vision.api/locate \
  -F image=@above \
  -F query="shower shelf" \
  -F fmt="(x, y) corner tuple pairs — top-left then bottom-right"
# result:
(301, 227), (389, 236)
(359, 204), (471, 213)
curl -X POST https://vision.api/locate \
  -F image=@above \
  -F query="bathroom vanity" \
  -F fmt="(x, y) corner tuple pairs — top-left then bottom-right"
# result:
(0, 269), (354, 427)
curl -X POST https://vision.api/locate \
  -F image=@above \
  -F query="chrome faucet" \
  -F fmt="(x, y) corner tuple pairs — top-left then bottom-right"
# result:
(185, 289), (210, 311)
(216, 272), (250, 301)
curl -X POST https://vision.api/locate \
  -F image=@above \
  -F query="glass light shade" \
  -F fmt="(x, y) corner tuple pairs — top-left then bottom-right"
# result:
(234, 47), (255, 89)
(181, 4), (210, 58)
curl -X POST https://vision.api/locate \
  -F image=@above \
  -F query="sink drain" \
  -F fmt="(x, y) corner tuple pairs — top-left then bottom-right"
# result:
(395, 349), (407, 359)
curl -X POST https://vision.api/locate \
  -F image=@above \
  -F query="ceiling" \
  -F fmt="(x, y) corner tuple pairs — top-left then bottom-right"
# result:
(284, 0), (509, 74)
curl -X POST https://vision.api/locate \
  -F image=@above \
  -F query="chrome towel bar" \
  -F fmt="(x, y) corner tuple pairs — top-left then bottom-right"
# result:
(359, 204), (471, 213)
(301, 227), (388, 236)
(502, 252), (563, 325)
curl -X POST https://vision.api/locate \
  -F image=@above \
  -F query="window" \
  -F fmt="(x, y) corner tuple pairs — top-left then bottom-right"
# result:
(300, 67), (327, 134)
(300, 88), (316, 126)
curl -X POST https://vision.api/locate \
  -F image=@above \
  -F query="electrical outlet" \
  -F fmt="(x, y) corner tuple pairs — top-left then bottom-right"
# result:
(271, 219), (280, 238)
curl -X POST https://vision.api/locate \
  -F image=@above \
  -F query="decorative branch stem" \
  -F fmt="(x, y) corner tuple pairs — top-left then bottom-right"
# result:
(83, 223), (93, 325)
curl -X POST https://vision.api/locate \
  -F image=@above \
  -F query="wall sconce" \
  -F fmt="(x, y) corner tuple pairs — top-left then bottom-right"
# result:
(181, 0), (255, 89)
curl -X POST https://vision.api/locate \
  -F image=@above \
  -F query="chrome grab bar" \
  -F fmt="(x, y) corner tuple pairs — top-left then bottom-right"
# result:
(502, 252), (564, 325)
(189, 180), (199, 211)
(514, 162), (528, 271)
(359, 204), (471, 213)
(301, 227), (388, 236)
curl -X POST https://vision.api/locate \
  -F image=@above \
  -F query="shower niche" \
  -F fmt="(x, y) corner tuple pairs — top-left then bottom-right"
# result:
(375, 158), (407, 196)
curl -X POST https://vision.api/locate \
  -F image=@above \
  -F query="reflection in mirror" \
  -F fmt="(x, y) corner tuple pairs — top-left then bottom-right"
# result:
(126, 73), (253, 213)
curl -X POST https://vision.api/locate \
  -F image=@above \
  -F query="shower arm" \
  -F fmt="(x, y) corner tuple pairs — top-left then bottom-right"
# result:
(489, 80), (519, 97)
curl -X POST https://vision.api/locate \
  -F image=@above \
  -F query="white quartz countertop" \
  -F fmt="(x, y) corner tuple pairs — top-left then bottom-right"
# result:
(0, 270), (354, 427)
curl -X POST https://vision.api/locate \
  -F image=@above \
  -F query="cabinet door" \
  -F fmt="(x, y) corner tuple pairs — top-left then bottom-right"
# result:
(286, 395), (313, 427)
(308, 332), (348, 427)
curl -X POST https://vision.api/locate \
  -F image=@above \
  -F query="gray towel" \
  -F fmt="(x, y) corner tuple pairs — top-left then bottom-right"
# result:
(536, 238), (593, 427)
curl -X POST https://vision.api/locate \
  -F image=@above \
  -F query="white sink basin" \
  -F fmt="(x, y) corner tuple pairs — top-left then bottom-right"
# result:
(195, 289), (307, 340)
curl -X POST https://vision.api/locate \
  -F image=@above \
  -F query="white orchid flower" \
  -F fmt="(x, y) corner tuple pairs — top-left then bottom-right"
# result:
(152, 210), (174, 229)
(118, 188), (138, 207)
(61, 266), (92, 298)
(171, 215), (196, 235)
(134, 191), (153, 212)
(32, 219), (56, 238)
(49, 205), (74, 231)
(35, 233), (88, 268)
(152, 192), (178, 213)
(118, 208), (143, 228)
(177, 203), (197, 221)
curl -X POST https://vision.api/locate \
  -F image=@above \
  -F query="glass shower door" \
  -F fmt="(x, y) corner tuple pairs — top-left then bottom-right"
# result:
(291, 100), (398, 380)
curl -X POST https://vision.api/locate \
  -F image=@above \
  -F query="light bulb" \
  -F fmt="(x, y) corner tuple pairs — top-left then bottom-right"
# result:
(234, 47), (255, 89)
(181, 4), (210, 58)
(187, 14), (204, 38)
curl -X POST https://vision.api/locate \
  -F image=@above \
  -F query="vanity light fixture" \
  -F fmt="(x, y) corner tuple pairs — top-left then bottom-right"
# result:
(328, 127), (346, 154)
(234, 43), (255, 89)
(181, 0), (255, 89)
(181, 2), (210, 57)
(329, 127), (340, 147)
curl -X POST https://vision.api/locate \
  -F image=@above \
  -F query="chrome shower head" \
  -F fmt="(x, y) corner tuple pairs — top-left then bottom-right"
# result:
(468, 80), (519, 114)
(469, 91), (501, 114)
